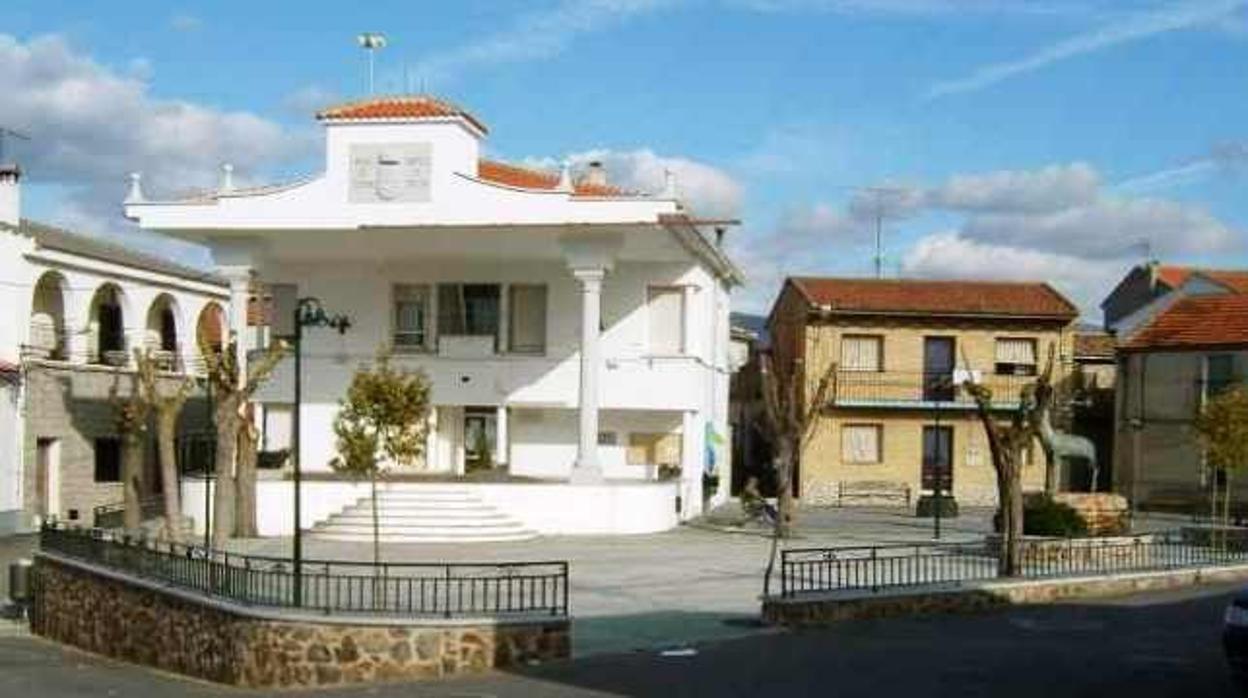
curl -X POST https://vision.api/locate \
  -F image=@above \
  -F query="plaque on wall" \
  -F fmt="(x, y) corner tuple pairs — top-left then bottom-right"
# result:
(348, 142), (432, 203)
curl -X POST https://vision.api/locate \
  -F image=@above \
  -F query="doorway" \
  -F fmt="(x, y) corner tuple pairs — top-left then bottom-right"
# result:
(923, 337), (956, 402)
(921, 425), (953, 492)
(464, 407), (499, 473)
(35, 438), (60, 521)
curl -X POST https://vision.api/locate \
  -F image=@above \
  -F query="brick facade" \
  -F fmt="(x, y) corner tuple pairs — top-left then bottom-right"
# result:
(21, 361), (212, 527)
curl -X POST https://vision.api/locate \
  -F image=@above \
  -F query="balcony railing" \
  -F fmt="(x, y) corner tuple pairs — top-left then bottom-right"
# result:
(831, 370), (1036, 408)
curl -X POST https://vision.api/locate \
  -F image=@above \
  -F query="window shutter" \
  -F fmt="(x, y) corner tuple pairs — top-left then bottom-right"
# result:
(841, 425), (880, 463)
(841, 336), (882, 371)
(995, 338), (1036, 365)
(648, 287), (684, 355)
(509, 285), (547, 352)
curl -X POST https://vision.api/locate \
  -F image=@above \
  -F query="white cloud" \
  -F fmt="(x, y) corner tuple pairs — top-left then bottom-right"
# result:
(282, 84), (340, 117)
(0, 34), (313, 242)
(961, 196), (1236, 259)
(901, 231), (1120, 315)
(734, 0), (1099, 17)
(927, 162), (1100, 213)
(537, 149), (744, 219)
(925, 0), (1247, 99)
(409, 0), (674, 86)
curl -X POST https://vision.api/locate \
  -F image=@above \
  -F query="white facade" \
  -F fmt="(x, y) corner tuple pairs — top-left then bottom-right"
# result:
(0, 165), (229, 533)
(126, 96), (742, 533)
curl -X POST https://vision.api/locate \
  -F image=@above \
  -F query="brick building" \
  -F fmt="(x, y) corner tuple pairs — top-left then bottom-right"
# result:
(767, 277), (1079, 507)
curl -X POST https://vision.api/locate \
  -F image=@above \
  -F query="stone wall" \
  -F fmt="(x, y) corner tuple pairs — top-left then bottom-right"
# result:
(762, 563), (1248, 627)
(22, 362), (212, 528)
(32, 554), (570, 688)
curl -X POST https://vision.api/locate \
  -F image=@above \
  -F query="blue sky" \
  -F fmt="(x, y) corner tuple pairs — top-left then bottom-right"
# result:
(3, 0), (1247, 316)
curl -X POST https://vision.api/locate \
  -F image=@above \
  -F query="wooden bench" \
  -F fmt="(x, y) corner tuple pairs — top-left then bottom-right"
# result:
(837, 480), (912, 508)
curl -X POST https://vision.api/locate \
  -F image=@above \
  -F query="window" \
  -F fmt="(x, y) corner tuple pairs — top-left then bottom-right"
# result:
(98, 301), (124, 354)
(158, 307), (177, 351)
(995, 338), (1038, 376)
(393, 284), (431, 350)
(94, 438), (121, 483)
(841, 335), (883, 372)
(841, 424), (882, 464)
(508, 284), (547, 353)
(647, 287), (685, 355)
(1207, 354), (1237, 397)
(598, 431), (618, 446)
(627, 432), (682, 466)
(438, 284), (500, 337)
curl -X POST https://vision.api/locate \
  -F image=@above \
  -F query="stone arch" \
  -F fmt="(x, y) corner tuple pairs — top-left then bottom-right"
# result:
(88, 282), (130, 366)
(145, 293), (183, 369)
(29, 270), (68, 360)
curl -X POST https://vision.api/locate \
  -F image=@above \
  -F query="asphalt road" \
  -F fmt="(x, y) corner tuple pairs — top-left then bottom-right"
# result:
(0, 583), (1242, 697)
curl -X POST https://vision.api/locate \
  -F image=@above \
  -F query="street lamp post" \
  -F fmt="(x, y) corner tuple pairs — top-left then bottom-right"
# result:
(290, 297), (350, 607)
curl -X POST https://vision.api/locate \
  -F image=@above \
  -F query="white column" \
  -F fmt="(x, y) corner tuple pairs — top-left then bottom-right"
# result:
(681, 284), (697, 355)
(220, 267), (253, 380)
(572, 267), (605, 482)
(496, 405), (509, 467)
(681, 409), (704, 519)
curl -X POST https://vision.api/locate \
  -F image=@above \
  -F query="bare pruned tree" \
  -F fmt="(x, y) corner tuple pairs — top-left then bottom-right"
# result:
(135, 349), (196, 541)
(109, 362), (151, 532)
(759, 349), (836, 596)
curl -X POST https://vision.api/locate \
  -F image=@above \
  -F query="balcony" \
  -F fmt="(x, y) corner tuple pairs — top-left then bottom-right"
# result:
(831, 370), (1036, 410)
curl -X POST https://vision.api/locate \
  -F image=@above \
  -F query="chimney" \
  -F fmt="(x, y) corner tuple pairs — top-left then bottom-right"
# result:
(584, 160), (607, 188)
(0, 163), (20, 228)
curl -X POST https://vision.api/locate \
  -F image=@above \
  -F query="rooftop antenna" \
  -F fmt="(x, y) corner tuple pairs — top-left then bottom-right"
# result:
(0, 127), (30, 164)
(853, 186), (912, 279)
(356, 32), (387, 95)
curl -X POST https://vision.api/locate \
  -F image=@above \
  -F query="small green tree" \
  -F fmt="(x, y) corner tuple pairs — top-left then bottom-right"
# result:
(1194, 385), (1248, 544)
(331, 355), (432, 568)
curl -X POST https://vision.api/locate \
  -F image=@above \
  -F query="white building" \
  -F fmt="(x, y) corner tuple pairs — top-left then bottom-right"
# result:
(125, 95), (743, 536)
(0, 163), (228, 534)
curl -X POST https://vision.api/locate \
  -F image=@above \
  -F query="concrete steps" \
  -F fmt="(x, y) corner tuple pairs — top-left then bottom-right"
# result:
(310, 486), (537, 543)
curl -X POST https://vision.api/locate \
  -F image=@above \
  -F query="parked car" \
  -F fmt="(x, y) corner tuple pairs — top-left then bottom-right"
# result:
(1223, 589), (1248, 689)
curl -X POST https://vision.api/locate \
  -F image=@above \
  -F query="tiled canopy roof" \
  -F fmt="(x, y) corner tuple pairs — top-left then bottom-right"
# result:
(316, 95), (489, 134)
(788, 277), (1078, 319)
(1121, 294), (1248, 351)
(1155, 265), (1248, 293)
(1074, 331), (1116, 359)
(476, 160), (627, 197)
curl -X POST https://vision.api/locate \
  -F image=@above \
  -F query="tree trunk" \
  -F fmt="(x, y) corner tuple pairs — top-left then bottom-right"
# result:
(156, 409), (182, 541)
(775, 440), (796, 539)
(234, 422), (259, 538)
(121, 431), (145, 531)
(999, 456), (1024, 577)
(211, 399), (238, 549)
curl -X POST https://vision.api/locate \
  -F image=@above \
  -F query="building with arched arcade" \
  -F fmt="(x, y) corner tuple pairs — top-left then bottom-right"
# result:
(0, 163), (230, 532)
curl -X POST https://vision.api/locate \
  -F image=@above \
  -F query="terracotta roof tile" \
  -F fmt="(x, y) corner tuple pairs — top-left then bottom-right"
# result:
(1074, 331), (1116, 359)
(476, 159), (630, 197)
(1121, 294), (1248, 351)
(1154, 266), (1248, 293)
(316, 95), (488, 134)
(788, 277), (1079, 319)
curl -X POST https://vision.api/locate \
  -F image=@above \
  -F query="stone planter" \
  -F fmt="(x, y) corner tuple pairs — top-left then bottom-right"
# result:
(985, 533), (1157, 568)
(1052, 493), (1129, 536)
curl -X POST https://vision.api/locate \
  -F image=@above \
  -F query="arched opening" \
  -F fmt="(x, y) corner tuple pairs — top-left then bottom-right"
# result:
(145, 294), (181, 370)
(196, 302), (226, 363)
(89, 283), (128, 366)
(29, 271), (67, 360)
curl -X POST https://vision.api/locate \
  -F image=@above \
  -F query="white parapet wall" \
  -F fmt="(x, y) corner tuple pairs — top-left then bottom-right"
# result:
(180, 479), (680, 537)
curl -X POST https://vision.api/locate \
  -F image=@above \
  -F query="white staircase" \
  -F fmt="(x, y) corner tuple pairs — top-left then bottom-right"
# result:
(310, 486), (538, 543)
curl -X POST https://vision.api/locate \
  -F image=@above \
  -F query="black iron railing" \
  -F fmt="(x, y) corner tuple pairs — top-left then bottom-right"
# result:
(780, 531), (1248, 597)
(40, 524), (569, 618)
(832, 370), (1035, 407)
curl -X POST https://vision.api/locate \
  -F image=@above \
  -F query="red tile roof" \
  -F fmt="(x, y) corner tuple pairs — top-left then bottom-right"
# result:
(1074, 331), (1116, 359)
(1121, 294), (1248, 351)
(316, 95), (488, 134)
(788, 277), (1079, 319)
(1154, 266), (1248, 293)
(476, 159), (629, 197)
